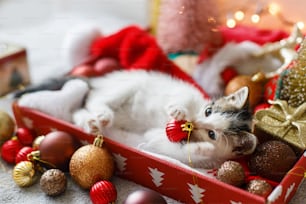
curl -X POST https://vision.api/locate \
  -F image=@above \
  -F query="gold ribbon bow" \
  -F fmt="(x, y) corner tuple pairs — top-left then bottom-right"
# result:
(255, 100), (306, 147)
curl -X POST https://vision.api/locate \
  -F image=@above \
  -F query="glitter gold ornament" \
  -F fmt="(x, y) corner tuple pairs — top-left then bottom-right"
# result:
(0, 110), (15, 145)
(40, 169), (67, 196)
(69, 135), (115, 190)
(12, 161), (37, 187)
(216, 160), (245, 187)
(246, 179), (273, 197)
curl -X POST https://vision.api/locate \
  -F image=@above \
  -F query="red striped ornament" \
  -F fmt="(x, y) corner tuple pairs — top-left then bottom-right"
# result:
(90, 180), (117, 204)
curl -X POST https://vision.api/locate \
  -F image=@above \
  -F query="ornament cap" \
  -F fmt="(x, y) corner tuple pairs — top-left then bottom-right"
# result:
(93, 135), (104, 148)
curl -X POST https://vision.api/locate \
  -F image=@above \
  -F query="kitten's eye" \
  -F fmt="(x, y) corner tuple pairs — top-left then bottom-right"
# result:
(204, 106), (212, 117)
(208, 130), (216, 140)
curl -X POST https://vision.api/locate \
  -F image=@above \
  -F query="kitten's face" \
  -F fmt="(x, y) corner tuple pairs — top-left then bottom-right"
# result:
(191, 87), (257, 160)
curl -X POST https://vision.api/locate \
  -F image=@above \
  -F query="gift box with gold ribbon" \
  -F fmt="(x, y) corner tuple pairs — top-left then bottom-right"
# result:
(254, 99), (306, 156)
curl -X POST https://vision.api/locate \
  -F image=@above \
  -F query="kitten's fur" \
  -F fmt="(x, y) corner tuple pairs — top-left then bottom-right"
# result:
(73, 70), (257, 169)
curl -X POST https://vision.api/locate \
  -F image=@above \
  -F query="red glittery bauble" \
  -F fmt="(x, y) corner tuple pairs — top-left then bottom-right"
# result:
(16, 127), (35, 146)
(39, 131), (81, 171)
(166, 120), (192, 142)
(1, 137), (23, 164)
(90, 180), (117, 204)
(15, 146), (33, 164)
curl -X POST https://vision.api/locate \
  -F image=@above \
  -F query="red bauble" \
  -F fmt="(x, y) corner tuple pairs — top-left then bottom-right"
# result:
(90, 180), (117, 204)
(1, 137), (23, 164)
(166, 120), (193, 142)
(15, 146), (33, 164)
(70, 64), (96, 77)
(94, 58), (120, 75)
(16, 127), (35, 146)
(221, 67), (238, 85)
(39, 131), (81, 171)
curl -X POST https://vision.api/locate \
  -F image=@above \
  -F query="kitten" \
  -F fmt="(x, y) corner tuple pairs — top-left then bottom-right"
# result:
(72, 70), (257, 169)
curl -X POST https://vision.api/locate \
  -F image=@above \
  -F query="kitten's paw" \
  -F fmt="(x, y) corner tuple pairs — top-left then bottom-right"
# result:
(166, 104), (187, 121)
(96, 109), (114, 128)
(87, 119), (100, 135)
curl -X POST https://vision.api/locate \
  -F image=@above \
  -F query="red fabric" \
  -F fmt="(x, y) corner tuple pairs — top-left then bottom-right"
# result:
(90, 25), (209, 98)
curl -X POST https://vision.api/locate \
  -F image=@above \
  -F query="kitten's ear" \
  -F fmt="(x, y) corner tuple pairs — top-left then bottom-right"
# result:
(224, 86), (249, 109)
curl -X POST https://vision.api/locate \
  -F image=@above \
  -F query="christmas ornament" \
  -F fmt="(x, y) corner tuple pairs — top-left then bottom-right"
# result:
(32, 135), (45, 150)
(69, 135), (114, 189)
(246, 179), (273, 197)
(70, 64), (96, 77)
(280, 38), (306, 107)
(93, 58), (120, 75)
(166, 120), (193, 142)
(0, 110), (15, 145)
(124, 189), (167, 204)
(40, 169), (67, 196)
(38, 131), (81, 171)
(225, 74), (265, 109)
(12, 161), (37, 187)
(156, 0), (221, 53)
(216, 160), (245, 187)
(1, 137), (23, 164)
(90, 180), (117, 204)
(15, 146), (33, 164)
(248, 140), (297, 182)
(16, 127), (34, 146)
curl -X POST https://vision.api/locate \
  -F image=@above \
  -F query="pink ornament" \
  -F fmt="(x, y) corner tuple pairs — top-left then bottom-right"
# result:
(90, 180), (117, 204)
(15, 146), (33, 164)
(166, 120), (193, 142)
(16, 127), (34, 146)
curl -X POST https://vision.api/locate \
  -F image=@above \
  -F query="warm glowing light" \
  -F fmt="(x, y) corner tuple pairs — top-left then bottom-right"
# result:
(226, 18), (236, 28)
(268, 3), (280, 16)
(297, 21), (305, 30)
(234, 10), (245, 21)
(251, 14), (260, 23)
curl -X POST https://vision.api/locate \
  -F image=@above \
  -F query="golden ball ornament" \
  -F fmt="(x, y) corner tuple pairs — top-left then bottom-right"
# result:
(224, 75), (264, 109)
(69, 135), (115, 190)
(32, 135), (45, 150)
(12, 161), (37, 187)
(0, 110), (15, 144)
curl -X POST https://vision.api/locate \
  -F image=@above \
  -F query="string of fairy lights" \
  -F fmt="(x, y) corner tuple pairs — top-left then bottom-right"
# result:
(225, 1), (305, 30)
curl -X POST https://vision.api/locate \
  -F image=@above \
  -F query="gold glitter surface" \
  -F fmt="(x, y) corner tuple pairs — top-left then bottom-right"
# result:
(40, 169), (67, 196)
(216, 161), (245, 187)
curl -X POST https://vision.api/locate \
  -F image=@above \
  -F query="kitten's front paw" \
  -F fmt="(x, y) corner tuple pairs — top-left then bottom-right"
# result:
(96, 109), (114, 128)
(166, 104), (187, 121)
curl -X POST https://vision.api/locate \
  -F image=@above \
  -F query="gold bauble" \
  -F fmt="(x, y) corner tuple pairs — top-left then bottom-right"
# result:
(225, 75), (264, 109)
(69, 136), (114, 190)
(12, 161), (37, 187)
(0, 110), (15, 144)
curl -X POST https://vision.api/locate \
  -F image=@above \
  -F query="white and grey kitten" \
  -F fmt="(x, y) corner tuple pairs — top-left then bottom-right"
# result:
(73, 70), (257, 169)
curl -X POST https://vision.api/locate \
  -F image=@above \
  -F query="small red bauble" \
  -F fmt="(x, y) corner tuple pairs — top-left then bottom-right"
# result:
(39, 131), (81, 171)
(15, 146), (33, 164)
(221, 67), (238, 85)
(90, 180), (117, 204)
(70, 64), (96, 77)
(1, 137), (23, 164)
(16, 127), (35, 146)
(166, 120), (193, 142)
(94, 58), (120, 75)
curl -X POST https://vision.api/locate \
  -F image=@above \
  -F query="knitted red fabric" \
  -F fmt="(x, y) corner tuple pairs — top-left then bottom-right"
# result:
(90, 25), (209, 98)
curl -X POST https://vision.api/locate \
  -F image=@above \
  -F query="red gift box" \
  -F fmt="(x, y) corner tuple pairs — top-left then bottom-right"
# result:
(12, 102), (306, 204)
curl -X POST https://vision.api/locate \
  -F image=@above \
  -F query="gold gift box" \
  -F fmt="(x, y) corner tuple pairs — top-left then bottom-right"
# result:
(254, 100), (306, 156)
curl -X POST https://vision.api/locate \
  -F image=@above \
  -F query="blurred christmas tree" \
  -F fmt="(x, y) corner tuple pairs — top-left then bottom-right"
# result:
(280, 37), (306, 107)
(156, 0), (221, 54)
